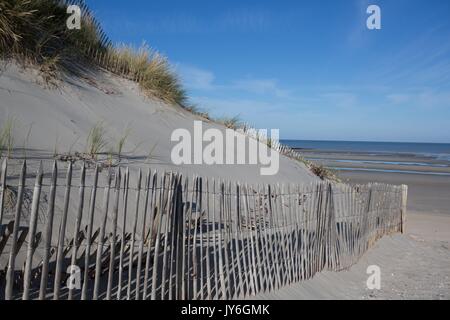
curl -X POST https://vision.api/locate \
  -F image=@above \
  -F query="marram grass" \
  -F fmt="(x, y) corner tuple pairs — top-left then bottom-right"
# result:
(0, 0), (187, 105)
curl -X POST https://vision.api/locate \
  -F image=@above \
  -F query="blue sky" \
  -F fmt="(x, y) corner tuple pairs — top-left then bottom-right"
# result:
(86, 0), (450, 143)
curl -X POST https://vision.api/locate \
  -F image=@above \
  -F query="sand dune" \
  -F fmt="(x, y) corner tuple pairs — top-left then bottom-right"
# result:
(0, 63), (316, 185)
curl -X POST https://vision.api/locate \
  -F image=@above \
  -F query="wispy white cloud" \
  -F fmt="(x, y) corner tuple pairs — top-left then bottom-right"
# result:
(320, 92), (359, 109)
(176, 64), (291, 98)
(218, 9), (270, 32)
(386, 93), (411, 104)
(176, 65), (215, 90)
(231, 78), (290, 98)
(386, 90), (450, 109)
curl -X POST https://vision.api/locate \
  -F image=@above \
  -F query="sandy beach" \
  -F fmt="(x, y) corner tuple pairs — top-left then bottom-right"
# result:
(299, 149), (450, 214)
(252, 147), (450, 299)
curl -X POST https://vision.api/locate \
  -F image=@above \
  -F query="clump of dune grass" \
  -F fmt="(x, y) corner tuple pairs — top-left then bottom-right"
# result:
(0, 116), (15, 158)
(309, 163), (339, 181)
(0, 0), (104, 75)
(86, 121), (108, 159)
(116, 125), (131, 161)
(291, 153), (339, 182)
(184, 104), (212, 120)
(0, 0), (188, 105)
(218, 115), (242, 130)
(109, 44), (187, 105)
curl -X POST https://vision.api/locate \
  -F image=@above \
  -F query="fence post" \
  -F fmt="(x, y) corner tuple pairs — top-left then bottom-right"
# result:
(0, 159), (7, 226)
(93, 169), (112, 300)
(39, 161), (57, 300)
(54, 162), (73, 300)
(81, 164), (99, 300)
(68, 163), (86, 300)
(5, 161), (26, 300)
(23, 163), (44, 300)
(117, 167), (130, 300)
(401, 185), (408, 234)
(106, 168), (121, 300)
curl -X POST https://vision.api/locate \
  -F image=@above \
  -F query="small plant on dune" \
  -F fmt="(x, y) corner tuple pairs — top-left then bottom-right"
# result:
(53, 134), (60, 158)
(68, 136), (80, 155)
(86, 121), (108, 159)
(146, 142), (158, 164)
(0, 116), (16, 158)
(287, 148), (340, 182)
(106, 148), (115, 168)
(218, 115), (242, 130)
(309, 163), (339, 181)
(22, 122), (33, 158)
(116, 125), (131, 161)
(109, 43), (187, 105)
(184, 104), (212, 120)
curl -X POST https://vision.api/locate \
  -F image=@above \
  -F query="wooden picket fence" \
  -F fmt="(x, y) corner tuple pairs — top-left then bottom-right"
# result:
(0, 160), (407, 300)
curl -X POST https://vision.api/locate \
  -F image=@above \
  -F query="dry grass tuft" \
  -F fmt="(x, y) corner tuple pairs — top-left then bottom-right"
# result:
(0, 0), (188, 105)
(217, 115), (242, 130)
(0, 116), (15, 158)
(86, 121), (108, 158)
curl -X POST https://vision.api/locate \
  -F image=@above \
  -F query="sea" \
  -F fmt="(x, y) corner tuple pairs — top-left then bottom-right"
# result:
(281, 140), (450, 176)
(281, 140), (450, 161)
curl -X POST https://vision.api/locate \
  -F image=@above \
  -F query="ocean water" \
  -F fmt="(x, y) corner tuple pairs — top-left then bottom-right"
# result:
(281, 140), (450, 161)
(281, 140), (450, 176)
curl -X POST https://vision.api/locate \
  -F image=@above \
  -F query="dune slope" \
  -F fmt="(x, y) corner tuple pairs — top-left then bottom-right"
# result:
(0, 63), (317, 185)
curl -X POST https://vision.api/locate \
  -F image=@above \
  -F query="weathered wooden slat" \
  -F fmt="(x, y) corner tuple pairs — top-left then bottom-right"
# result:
(174, 174), (184, 300)
(243, 184), (258, 295)
(22, 163), (44, 300)
(401, 185), (408, 234)
(117, 168), (129, 300)
(215, 180), (226, 300)
(233, 183), (244, 297)
(81, 165), (99, 300)
(259, 184), (273, 293)
(204, 178), (212, 300)
(68, 163), (86, 300)
(39, 161), (57, 300)
(179, 175), (188, 300)
(169, 175), (180, 300)
(251, 184), (263, 294)
(151, 174), (165, 300)
(106, 168), (121, 300)
(185, 175), (195, 299)
(127, 169), (142, 300)
(93, 169), (112, 300)
(53, 162), (73, 300)
(135, 169), (151, 300)
(0, 159), (7, 226)
(211, 178), (220, 300)
(191, 177), (199, 300)
(160, 173), (174, 300)
(266, 184), (280, 290)
(198, 178), (204, 300)
(142, 170), (157, 299)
